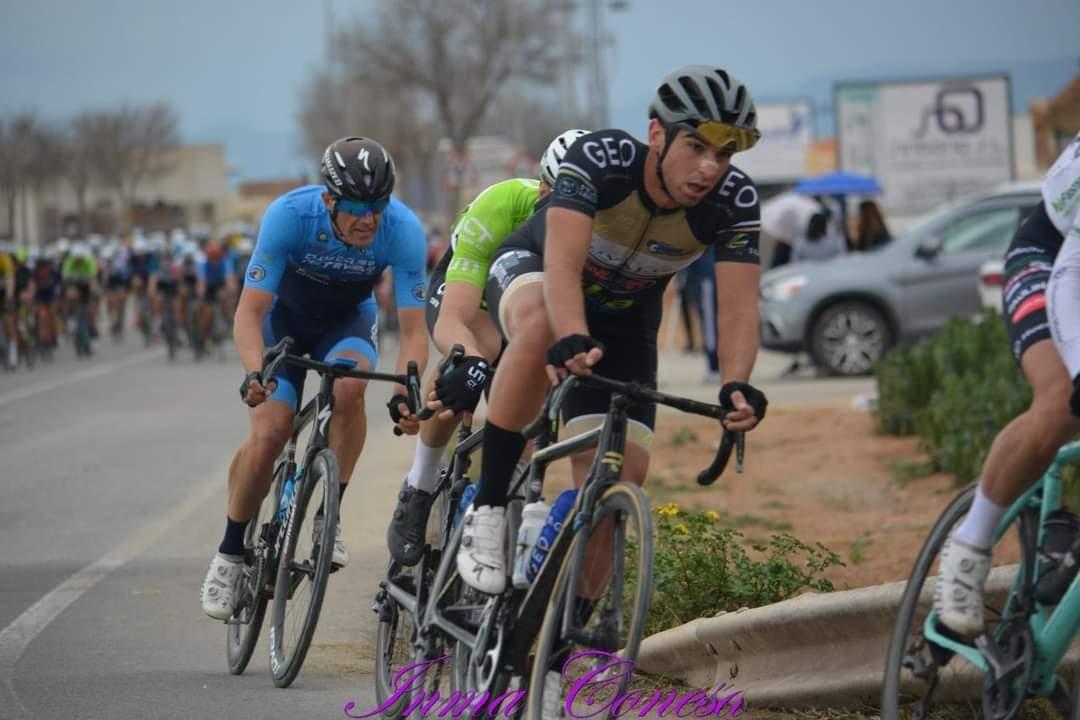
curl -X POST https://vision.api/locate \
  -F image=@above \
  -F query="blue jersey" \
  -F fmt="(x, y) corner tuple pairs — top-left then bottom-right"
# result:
(245, 185), (427, 323)
(198, 255), (235, 285)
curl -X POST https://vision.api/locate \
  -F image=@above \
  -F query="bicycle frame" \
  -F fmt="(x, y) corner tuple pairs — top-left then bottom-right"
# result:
(923, 441), (1080, 696)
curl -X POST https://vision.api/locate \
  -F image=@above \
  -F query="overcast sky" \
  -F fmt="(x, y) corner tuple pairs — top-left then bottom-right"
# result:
(2, 0), (1077, 181)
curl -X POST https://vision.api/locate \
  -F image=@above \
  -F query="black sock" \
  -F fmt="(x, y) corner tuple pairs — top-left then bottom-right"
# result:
(474, 422), (527, 509)
(218, 516), (248, 557)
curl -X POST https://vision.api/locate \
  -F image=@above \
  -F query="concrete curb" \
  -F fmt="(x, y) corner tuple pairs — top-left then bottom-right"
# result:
(636, 565), (1080, 707)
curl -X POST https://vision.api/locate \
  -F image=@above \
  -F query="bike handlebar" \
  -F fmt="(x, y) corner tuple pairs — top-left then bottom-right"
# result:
(522, 373), (746, 485)
(260, 337), (423, 432)
(414, 344), (467, 422)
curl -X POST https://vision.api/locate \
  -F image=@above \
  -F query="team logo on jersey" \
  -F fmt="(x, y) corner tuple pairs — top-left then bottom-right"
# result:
(247, 264), (266, 282)
(412, 283), (424, 301)
(317, 232), (329, 243)
(646, 240), (694, 257)
(724, 234), (752, 251)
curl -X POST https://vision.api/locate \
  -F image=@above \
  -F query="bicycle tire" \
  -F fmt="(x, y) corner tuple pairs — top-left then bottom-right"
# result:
(881, 482), (1039, 719)
(268, 448), (339, 688)
(526, 482), (653, 720)
(226, 462), (286, 675)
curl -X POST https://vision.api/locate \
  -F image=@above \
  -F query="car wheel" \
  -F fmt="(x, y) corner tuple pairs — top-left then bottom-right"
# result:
(809, 301), (891, 376)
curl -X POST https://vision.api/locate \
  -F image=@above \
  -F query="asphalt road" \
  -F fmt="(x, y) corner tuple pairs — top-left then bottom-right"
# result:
(0, 331), (875, 720)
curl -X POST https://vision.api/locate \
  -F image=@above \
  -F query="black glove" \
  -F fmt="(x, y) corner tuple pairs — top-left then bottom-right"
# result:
(433, 355), (491, 415)
(1071, 374), (1080, 419)
(719, 381), (768, 422)
(239, 371), (262, 405)
(386, 393), (412, 423)
(546, 334), (605, 370)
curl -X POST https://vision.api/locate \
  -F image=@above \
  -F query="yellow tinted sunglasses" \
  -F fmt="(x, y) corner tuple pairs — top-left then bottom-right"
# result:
(691, 121), (761, 152)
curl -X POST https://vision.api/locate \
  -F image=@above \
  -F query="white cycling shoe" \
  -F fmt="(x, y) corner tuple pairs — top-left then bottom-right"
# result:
(456, 505), (507, 595)
(201, 552), (244, 621)
(934, 534), (992, 637)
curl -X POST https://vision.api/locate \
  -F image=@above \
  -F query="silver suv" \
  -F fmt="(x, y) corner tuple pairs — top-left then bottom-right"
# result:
(759, 181), (1041, 376)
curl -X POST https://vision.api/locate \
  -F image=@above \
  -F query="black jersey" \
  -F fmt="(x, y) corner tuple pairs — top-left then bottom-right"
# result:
(500, 128), (760, 326)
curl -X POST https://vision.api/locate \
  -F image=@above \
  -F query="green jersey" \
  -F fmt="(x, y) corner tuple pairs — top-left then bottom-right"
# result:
(62, 255), (98, 282)
(446, 178), (540, 289)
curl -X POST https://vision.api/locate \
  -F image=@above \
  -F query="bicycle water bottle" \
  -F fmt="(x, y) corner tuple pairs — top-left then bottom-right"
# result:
(453, 483), (478, 529)
(278, 469), (303, 523)
(526, 489), (579, 583)
(512, 500), (551, 589)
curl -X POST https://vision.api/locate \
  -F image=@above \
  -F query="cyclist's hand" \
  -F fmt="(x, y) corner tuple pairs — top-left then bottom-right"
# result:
(240, 371), (276, 407)
(718, 381), (768, 432)
(545, 334), (604, 386)
(429, 356), (490, 422)
(388, 393), (419, 435)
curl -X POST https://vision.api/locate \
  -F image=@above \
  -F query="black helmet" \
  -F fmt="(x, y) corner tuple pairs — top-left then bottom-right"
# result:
(320, 136), (396, 202)
(649, 65), (759, 151)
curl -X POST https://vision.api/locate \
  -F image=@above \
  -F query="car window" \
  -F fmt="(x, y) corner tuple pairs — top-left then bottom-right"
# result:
(938, 206), (1021, 256)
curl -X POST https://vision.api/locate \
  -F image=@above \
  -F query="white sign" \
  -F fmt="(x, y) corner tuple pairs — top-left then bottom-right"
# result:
(836, 75), (1013, 216)
(736, 101), (815, 183)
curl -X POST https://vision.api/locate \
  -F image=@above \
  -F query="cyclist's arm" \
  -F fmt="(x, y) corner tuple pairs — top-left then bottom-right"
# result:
(543, 207), (593, 338)
(390, 206), (431, 392)
(195, 259), (206, 297)
(224, 256), (238, 294)
(438, 187), (518, 357)
(235, 195), (297, 374)
(713, 260), (760, 383)
(433, 282), (486, 357)
(234, 287), (274, 375)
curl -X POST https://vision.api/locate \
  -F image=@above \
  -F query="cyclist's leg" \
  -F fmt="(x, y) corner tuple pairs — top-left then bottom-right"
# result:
(455, 250), (550, 593)
(937, 233), (1080, 635)
(475, 250), (552, 507)
(565, 331), (656, 596)
(203, 314), (304, 620)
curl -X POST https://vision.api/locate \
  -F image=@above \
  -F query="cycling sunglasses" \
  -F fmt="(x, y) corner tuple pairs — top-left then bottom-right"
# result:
(687, 121), (761, 153)
(336, 197), (390, 217)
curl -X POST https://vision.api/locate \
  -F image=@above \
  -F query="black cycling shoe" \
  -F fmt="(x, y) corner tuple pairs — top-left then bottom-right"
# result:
(387, 483), (436, 566)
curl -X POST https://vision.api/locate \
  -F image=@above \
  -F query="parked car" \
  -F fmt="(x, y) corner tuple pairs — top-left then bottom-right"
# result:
(978, 257), (1006, 311)
(759, 181), (1041, 376)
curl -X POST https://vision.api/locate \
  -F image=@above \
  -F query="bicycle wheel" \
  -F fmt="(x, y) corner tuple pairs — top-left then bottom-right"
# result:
(881, 483), (1037, 720)
(374, 484), (460, 719)
(268, 448), (340, 688)
(527, 482), (653, 720)
(162, 298), (178, 362)
(226, 461), (286, 674)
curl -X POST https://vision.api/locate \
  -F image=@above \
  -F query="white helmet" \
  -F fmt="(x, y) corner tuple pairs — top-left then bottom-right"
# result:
(539, 129), (590, 187)
(70, 242), (91, 259)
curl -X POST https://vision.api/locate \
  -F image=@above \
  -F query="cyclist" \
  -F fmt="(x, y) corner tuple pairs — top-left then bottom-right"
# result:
(453, 65), (770, 597)
(386, 130), (589, 566)
(31, 249), (61, 351)
(935, 132), (1080, 637)
(195, 239), (236, 349)
(0, 243), (15, 368)
(105, 239), (132, 338)
(200, 136), (429, 621)
(61, 242), (99, 340)
(152, 242), (182, 337)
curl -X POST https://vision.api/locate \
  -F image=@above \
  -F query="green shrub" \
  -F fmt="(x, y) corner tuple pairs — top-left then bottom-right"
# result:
(628, 503), (843, 637)
(874, 310), (1032, 485)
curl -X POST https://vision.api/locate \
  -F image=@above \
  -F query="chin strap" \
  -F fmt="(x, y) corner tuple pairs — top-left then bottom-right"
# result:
(654, 124), (680, 204)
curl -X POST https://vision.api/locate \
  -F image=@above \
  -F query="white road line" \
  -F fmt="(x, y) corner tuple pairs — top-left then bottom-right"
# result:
(0, 458), (227, 719)
(0, 347), (165, 407)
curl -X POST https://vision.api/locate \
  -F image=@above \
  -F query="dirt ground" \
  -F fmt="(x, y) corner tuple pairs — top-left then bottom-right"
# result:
(544, 404), (962, 591)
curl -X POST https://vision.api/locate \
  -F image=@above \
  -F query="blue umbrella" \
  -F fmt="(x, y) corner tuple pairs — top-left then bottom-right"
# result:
(795, 170), (881, 196)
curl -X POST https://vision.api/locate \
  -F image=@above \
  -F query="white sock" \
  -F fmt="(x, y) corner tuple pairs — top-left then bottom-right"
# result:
(407, 438), (446, 493)
(953, 487), (1006, 550)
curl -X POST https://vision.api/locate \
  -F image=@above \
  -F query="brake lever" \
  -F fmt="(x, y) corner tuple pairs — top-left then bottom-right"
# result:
(415, 344), (467, 423)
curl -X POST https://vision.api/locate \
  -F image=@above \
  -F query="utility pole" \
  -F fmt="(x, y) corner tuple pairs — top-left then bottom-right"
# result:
(583, 0), (628, 129)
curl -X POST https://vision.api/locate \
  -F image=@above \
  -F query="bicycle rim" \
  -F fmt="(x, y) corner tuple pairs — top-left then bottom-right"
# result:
(268, 449), (339, 687)
(226, 462), (285, 675)
(527, 482), (653, 720)
(881, 483), (1037, 719)
(374, 580), (421, 720)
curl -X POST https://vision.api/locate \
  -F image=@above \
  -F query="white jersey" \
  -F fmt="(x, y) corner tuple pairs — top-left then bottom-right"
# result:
(1043, 133), (1080, 377)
